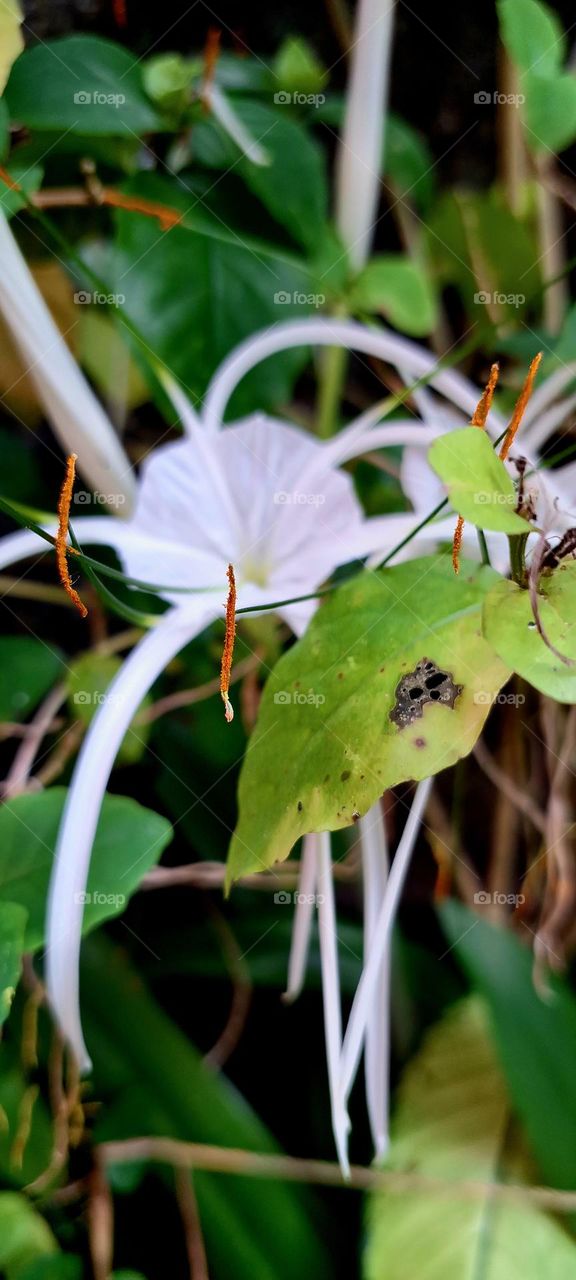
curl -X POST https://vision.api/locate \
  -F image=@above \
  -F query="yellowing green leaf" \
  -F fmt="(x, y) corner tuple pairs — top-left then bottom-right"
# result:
(227, 558), (510, 884)
(428, 427), (531, 533)
(0, 0), (23, 97)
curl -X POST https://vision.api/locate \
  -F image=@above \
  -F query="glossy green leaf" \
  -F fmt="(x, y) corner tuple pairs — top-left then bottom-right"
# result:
(67, 653), (150, 765)
(349, 255), (437, 335)
(273, 37), (327, 94)
(0, 1065), (54, 1187)
(112, 173), (313, 415)
(0, 789), (172, 950)
(19, 1261), (81, 1280)
(384, 113), (436, 211)
(497, 0), (565, 76)
(0, 902), (27, 1025)
(364, 995), (576, 1279)
(0, 638), (64, 723)
(524, 71), (576, 153)
(482, 562), (576, 699)
(142, 53), (193, 114)
(5, 36), (160, 136)
(0, 1193), (56, 1279)
(440, 900), (576, 1192)
(428, 427), (531, 532)
(227, 558), (510, 883)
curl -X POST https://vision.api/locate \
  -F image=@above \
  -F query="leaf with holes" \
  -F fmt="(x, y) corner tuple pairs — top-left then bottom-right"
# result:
(227, 557), (510, 884)
(428, 427), (531, 533)
(482, 561), (576, 700)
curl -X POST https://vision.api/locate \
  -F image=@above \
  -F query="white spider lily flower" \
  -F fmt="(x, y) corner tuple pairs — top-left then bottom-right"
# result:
(335, 0), (396, 268)
(0, 211), (136, 511)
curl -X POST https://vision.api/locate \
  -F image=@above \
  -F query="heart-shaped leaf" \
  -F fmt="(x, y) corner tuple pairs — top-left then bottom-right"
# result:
(428, 427), (530, 533)
(227, 557), (510, 884)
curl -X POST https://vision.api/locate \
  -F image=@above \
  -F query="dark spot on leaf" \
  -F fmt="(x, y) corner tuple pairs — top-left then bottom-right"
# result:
(337, 672), (344, 679)
(390, 658), (462, 728)
(341, 770), (351, 781)
(414, 737), (426, 748)
(324, 774), (330, 783)
(352, 811), (361, 822)
(297, 801), (303, 812)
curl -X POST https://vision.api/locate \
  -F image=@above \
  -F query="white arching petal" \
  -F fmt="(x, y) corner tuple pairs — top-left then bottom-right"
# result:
(46, 599), (220, 1069)
(360, 801), (390, 1159)
(339, 778), (432, 1108)
(284, 834), (318, 1003)
(316, 832), (351, 1176)
(400, 444), (445, 514)
(521, 391), (576, 455)
(0, 212), (135, 512)
(204, 84), (270, 166)
(520, 362), (576, 428)
(202, 319), (507, 435)
(155, 366), (202, 435)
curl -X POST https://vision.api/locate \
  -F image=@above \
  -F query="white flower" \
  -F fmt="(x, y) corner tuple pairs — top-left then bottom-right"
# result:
(0, 211), (136, 511)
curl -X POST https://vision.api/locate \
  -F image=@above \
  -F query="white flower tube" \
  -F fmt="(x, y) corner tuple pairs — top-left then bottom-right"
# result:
(335, 0), (396, 268)
(316, 832), (351, 1177)
(0, 212), (135, 512)
(360, 802), (390, 1158)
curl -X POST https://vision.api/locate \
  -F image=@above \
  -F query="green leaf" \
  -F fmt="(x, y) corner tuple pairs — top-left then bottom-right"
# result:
(0, 163), (43, 218)
(0, 0), (23, 96)
(0, 638), (64, 723)
(19, 1261), (81, 1280)
(228, 99), (328, 252)
(428, 427), (531, 532)
(111, 173), (313, 416)
(497, 0), (565, 76)
(142, 53), (193, 114)
(0, 1066), (54, 1187)
(5, 36), (160, 136)
(0, 789), (173, 950)
(524, 71), (576, 153)
(227, 558), (510, 883)
(364, 995), (576, 1279)
(0, 903), (27, 1025)
(272, 37), (327, 94)
(482, 561), (576, 699)
(384, 113), (436, 211)
(349, 255), (437, 335)
(440, 900), (576, 1192)
(67, 653), (150, 765)
(0, 1193), (56, 1279)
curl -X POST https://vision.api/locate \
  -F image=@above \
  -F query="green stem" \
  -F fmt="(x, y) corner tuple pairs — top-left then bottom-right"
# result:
(508, 533), (529, 586)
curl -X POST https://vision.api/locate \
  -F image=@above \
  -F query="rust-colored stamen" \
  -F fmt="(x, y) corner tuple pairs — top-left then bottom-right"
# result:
(220, 564), (236, 723)
(56, 454), (87, 618)
(499, 352), (542, 461)
(452, 363), (500, 575)
(202, 27), (222, 109)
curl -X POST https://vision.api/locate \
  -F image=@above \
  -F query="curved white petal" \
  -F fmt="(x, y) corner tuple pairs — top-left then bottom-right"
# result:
(45, 600), (220, 1068)
(316, 832), (351, 1176)
(520, 362), (576, 428)
(204, 85), (270, 166)
(335, 0), (396, 269)
(360, 801), (390, 1158)
(155, 366), (202, 435)
(202, 319), (507, 434)
(339, 778), (432, 1109)
(284, 834), (318, 1003)
(400, 444), (445, 514)
(521, 391), (576, 455)
(0, 212), (135, 512)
